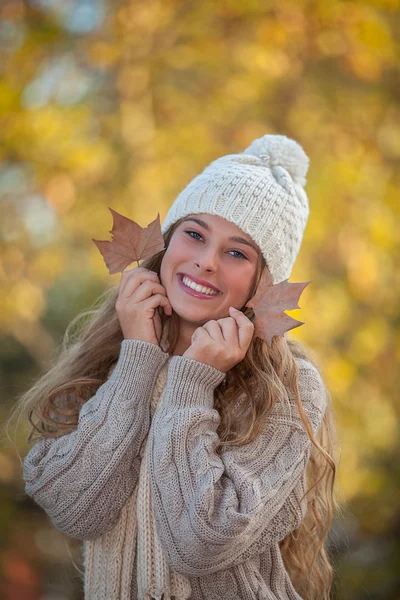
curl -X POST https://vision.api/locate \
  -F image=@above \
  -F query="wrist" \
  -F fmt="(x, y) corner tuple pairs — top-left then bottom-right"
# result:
(182, 349), (227, 373)
(161, 355), (227, 409)
(124, 335), (158, 346)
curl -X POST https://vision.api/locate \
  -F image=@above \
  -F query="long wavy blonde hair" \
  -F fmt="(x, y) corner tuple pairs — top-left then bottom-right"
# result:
(8, 216), (341, 599)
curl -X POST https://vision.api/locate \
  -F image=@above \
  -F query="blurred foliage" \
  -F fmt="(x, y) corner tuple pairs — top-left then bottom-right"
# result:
(1, 0), (399, 598)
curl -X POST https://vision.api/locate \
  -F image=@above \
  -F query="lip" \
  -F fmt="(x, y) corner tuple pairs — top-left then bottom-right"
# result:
(178, 272), (221, 293)
(177, 274), (222, 299)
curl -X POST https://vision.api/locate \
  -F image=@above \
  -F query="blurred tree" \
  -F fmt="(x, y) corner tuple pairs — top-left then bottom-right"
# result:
(1, 0), (399, 598)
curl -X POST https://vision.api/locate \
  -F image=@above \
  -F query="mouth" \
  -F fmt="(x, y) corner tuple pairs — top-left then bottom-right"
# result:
(177, 274), (222, 300)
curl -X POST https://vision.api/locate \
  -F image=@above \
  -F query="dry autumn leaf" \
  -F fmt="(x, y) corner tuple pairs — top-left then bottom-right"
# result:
(92, 208), (165, 274)
(245, 267), (311, 346)
(93, 209), (310, 347)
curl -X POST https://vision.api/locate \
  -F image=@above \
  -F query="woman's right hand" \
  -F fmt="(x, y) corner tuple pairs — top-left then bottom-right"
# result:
(115, 266), (173, 345)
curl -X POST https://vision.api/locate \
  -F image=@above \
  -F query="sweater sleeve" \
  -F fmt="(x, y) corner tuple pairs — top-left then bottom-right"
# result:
(147, 357), (327, 577)
(23, 339), (170, 541)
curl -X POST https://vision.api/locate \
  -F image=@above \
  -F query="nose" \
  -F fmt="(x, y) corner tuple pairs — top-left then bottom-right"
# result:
(194, 256), (216, 273)
(194, 245), (218, 273)
(194, 262), (213, 272)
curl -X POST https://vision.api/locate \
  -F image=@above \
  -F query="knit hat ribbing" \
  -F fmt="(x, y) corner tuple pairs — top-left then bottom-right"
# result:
(161, 134), (310, 285)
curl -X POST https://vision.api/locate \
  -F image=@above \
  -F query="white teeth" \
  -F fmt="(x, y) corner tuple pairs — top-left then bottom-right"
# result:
(182, 276), (218, 295)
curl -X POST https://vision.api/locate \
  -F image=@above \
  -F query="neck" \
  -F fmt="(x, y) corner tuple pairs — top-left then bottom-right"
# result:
(164, 316), (199, 357)
(170, 321), (196, 356)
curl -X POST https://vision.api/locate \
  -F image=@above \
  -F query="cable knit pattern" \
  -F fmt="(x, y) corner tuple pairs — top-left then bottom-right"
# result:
(135, 357), (192, 599)
(23, 339), (327, 600)
(23, 339), (170, 541)
(147, 356), (326, 580)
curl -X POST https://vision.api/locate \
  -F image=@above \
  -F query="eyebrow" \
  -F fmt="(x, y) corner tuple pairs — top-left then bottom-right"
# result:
(181, 217), (259, 254)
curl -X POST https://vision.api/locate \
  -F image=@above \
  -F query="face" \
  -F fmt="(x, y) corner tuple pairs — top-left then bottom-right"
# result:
(160, 213), (260, 327)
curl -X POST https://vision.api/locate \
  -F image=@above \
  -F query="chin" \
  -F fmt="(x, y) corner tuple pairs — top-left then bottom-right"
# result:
(175, 308), (206, 324)
(176, 309), (202, 322)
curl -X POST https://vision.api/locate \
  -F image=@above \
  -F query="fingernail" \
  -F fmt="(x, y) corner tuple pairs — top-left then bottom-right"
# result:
(229, 306), (238, 311)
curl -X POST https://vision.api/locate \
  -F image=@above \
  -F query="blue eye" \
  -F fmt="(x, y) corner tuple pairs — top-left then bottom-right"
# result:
(186, 230), (202, 241)
(230, 249), (247, 259)
(184, 230), (248, 260)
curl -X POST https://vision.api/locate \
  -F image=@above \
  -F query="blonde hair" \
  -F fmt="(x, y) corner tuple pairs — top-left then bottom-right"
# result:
(7, 217), (341, 599)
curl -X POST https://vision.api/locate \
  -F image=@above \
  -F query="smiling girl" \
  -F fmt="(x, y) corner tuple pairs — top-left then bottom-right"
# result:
(160, 213), (260, 361)
(13, 134), (338, 600)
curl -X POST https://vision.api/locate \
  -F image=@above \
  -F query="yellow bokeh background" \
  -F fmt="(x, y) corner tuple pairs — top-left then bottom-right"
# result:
(1, 0), (399, 598)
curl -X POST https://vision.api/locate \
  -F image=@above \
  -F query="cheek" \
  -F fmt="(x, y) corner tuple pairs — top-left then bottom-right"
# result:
(160, 239), (186, 279)
(164, 237), (189, 263)
(227, 266), (257, 297)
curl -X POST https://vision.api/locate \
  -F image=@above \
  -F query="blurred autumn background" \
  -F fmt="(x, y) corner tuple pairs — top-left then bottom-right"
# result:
(1, 0), (399, 598)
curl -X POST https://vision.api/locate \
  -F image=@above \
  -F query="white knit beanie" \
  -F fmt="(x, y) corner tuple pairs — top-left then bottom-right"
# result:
(161, 134), (310, 285)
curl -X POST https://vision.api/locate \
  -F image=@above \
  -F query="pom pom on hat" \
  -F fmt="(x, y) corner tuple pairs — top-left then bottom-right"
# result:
(243, 134), (310, 188)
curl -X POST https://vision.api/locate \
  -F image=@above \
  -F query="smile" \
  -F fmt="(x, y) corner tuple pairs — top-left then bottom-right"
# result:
(177, 274), (221, 299)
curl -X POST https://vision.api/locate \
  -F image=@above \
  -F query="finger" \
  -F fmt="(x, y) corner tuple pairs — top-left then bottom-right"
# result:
(217, 317), (240, 345)
(119, 267), (142, 295)
(130, 280), (165, 301)
(228, 308), (254, 349)
(122, 278), (164, 302)
(135, 282), (172, 315)
(141, 294), (171, 314)
(202, 320), (225, 341)
(192, 326), (211, 344)
(119, 268), (159, 296)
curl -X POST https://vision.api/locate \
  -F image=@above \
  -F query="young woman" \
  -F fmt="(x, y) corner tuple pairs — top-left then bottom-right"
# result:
(13, 134), (338, 599)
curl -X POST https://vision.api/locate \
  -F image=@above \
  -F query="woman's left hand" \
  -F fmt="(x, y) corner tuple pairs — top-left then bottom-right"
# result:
(182, 307), (255, 373)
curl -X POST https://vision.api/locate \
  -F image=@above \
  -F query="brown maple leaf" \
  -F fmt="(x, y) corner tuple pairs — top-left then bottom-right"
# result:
(92, 208), (165, 274)
(245, 267), (311, 346)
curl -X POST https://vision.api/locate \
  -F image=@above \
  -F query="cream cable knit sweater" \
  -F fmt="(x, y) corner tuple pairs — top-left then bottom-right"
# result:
(23, 338), (327, 600)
